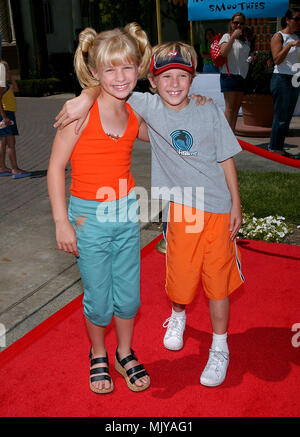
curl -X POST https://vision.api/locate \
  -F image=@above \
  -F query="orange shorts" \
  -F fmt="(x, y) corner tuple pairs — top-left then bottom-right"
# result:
(165, 202), (244, 304)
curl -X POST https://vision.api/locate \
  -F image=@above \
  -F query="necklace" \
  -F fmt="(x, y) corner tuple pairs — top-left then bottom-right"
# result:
(106, 132), (120, 140)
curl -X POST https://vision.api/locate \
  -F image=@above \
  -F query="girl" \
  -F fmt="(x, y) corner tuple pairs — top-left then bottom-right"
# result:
(47, 23), (151, 394)
(269, 7), (300, 154)
(219, 12), (250, 132)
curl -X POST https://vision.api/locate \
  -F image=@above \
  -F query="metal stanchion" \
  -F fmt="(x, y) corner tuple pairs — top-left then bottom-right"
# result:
(156, 237), (166, 254)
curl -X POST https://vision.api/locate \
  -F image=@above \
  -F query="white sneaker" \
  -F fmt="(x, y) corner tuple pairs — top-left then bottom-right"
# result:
(162, 315), (186, 351)
(200, 348), (229, 387)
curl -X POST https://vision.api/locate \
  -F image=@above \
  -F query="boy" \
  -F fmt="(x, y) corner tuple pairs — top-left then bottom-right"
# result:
(54, 42), (244, 387)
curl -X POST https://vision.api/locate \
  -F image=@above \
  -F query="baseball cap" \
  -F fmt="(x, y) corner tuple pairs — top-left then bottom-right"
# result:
(149, 50), (195, 76)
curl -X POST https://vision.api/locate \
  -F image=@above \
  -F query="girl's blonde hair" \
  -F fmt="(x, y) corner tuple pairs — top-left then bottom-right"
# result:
(74, 23), (152, 89)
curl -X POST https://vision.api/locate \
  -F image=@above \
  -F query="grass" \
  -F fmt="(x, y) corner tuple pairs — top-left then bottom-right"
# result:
(238, 171), (300, 223)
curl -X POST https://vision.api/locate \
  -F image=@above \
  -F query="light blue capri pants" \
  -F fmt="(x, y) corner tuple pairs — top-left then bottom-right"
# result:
(68, 191), (140, 326)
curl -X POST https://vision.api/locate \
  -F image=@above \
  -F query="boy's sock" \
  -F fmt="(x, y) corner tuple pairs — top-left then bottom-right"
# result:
(172, 308), (186, 319)
(211, 332), (229, 354)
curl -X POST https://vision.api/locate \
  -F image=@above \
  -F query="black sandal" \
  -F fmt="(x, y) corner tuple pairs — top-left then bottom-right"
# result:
(89, 348), (114, 394)
(115, 348), (150, 392)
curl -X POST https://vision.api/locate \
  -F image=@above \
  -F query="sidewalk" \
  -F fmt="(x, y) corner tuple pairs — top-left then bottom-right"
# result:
(0, 94), (299, 351)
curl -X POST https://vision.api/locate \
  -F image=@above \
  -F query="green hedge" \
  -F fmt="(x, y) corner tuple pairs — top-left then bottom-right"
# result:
(16, 78), (63, 97)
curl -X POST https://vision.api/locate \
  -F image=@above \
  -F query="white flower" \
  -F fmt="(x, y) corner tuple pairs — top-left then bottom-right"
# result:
(239, 213), (293, 242)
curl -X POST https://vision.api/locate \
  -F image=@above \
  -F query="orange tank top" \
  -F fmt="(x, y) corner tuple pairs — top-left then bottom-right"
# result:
(70, 100), (139, 201)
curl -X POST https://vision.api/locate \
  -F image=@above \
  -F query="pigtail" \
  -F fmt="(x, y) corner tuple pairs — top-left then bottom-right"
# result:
(74, 27), (99, 89)
(124, 22), (152, 78)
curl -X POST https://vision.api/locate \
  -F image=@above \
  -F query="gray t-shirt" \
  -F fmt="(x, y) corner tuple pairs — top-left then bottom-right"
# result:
(128, 92), (242, 214)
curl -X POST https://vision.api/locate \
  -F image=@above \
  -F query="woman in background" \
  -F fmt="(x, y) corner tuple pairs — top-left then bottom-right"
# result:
(219, 12), (250, 132)
(269, 7), (300, 154)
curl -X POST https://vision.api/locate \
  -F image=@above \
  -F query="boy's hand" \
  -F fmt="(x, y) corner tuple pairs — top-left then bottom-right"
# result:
(56, 220), (79, 257)
(190, 94), (215, 106)
(53, 94), (92, 134)
(229, 203), (242, 240)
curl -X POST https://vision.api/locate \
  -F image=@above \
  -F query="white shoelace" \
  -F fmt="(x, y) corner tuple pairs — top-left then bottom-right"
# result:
(163, 316), (185, 339)
(205, 349), (229, 375)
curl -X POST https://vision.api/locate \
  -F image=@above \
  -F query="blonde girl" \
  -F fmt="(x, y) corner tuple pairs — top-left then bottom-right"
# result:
(47, 23), (151, 394)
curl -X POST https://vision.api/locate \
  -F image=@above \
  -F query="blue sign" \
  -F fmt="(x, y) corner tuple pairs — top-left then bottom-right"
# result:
(188, 0), (290, 21)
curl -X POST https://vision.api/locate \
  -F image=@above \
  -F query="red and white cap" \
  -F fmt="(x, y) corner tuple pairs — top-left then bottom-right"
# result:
(149, 50), (195, 76)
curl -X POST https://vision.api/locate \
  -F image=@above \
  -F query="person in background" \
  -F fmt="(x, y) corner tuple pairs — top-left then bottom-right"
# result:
(219, 12), (250, 132)
(0, 61), (10, 127)
(269, 7), (300, 154)
(0, 60), (31, 178)
(244, 26), (257, 56)
(200, 28), (220, 73)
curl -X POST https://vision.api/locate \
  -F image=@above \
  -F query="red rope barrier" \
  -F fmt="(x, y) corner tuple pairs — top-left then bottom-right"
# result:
(238, 139), (300, 170)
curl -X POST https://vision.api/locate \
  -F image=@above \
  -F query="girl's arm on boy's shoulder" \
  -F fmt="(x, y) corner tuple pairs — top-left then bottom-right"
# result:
(54, 85), (101, 133)
(47, 121), (84, 256)
(133, 111), (149, 142)
(220, 157), (242, 240)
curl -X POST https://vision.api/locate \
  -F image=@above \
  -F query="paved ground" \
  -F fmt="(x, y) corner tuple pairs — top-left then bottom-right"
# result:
(0, 94), (299, 351)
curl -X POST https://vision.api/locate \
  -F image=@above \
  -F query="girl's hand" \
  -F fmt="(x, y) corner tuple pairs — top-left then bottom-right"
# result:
(229, 203), (242, 240)
(54, 93), (92, 134)
(189, 94), (215, 106)
(56, 220), (79, 257)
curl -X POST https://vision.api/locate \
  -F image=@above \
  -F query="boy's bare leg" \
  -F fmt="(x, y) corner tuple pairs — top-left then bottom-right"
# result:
(114, 315), (150, 387)
(172, 302), (186, 312)
(0, 137), (11, 173)
(209, 297), (229, 335)
(85, 317), (111, 391)
(6, 136), (30, 175)
(6, 136), (18, 171)
(200, 297), (230, 387)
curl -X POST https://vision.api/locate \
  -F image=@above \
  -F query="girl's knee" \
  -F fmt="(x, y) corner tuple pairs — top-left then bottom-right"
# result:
(114, 297), (141, 320)
(84, 307), (113, 326)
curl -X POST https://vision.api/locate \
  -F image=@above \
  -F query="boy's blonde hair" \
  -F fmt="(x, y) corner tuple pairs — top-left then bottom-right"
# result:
(148, 41), (197, 93)
(74, 23), (152, 89)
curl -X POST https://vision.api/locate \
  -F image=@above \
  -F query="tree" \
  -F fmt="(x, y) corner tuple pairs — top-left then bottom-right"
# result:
(97, 0), (157, 43)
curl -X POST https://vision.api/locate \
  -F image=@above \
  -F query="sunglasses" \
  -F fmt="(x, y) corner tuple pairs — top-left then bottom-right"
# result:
(232, 21), (245, 25)
(291, 16), (300, 22)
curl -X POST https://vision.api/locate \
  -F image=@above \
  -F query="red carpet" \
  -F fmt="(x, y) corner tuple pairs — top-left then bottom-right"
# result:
(0, 236), (300, 417)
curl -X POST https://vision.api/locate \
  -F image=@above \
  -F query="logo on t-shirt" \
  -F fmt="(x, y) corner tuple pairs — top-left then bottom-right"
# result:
(170, 130), (198, 156)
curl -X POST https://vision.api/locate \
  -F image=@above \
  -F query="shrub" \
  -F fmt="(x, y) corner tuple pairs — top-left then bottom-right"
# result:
(16, 78), (62, 97)
(238, 213), (293, 242)
(245, 50), (274, 94)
